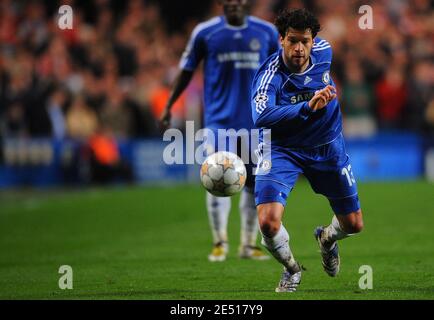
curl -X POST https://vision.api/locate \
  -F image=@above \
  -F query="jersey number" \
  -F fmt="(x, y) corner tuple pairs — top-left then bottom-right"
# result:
(341, 165), (356, 187)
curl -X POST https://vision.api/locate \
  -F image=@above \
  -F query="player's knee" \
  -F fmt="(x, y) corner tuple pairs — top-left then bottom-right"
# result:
(345, 221), (363, 234)
(259, 218), (280, 237)
(341, 209), (364, 234)
(258, 208), (281, 237)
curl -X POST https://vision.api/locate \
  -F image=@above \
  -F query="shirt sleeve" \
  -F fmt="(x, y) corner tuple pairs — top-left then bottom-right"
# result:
(251, 72), (314, 127)
(179, 25), (206, 71)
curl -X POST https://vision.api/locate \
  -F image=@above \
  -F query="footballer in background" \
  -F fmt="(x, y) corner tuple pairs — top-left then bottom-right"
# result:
(160, 0), (279, 262)
(251, 9), (364, 292)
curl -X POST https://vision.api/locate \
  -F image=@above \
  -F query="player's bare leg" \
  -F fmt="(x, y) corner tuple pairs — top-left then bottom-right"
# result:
(315, 209), (363, 276)
(239, 189), (270, 260)
(258, 202), (302, 292)
(207, 193), (231, 262)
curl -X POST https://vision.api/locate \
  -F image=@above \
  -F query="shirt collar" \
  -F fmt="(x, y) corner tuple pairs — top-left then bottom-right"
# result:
(222, 15), (248, 30)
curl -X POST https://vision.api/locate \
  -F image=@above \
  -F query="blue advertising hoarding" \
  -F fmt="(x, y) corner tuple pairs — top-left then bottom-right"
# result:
(0, 132), (425, 188)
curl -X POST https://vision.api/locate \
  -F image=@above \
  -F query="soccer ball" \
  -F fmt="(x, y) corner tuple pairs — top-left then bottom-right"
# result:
(200, 151), (247, 197)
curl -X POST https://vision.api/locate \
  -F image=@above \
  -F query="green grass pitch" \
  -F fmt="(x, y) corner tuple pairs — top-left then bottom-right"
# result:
(0, 180), (433, 300)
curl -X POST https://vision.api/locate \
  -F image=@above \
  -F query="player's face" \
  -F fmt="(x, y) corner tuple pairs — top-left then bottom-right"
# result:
(220, 0), (248, 23)
(280, 28), (314, 72)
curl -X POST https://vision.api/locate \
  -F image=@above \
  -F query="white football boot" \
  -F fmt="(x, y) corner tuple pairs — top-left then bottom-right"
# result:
(275, 264), (302, 293)
(314, 226), (340, 277)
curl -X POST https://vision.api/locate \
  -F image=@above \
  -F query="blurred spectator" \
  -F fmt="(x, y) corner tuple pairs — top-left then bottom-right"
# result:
(405, 60), (434, 133)
(375, 67), (408, 129)
(87, 125), (133, 184)
(46, 88), (67, 140)
(100, 89), (133, 139)
(81, 70), (105, 112)
(426, 99), (434, 133)
(1, 102), (28, 138)
(341, 61), (376, 137)
(18, 0), (49, 54)
(0, 0), (432, 140)
(66, 94), (98, 141)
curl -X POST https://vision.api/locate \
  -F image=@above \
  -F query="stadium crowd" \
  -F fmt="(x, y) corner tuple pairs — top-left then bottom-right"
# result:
(0, 0), (433, 144)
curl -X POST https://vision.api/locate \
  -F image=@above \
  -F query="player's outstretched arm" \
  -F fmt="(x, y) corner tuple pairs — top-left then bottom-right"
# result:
(253, 85), (337, 128)
(159, 70), (194, 131)
(254, 100), (313, 127)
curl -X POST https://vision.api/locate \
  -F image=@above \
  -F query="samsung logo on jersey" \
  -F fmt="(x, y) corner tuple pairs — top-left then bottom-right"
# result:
(217, 52), (260, 63)
(290, 92), (315, 104)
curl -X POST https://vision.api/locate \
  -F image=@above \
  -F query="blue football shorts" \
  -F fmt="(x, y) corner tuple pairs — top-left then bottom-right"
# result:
(254, 133), (361, 215)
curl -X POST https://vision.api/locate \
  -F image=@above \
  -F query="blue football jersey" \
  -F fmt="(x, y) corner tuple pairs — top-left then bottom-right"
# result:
(251, 38), (342, 148)
(180, 16), (279, 131)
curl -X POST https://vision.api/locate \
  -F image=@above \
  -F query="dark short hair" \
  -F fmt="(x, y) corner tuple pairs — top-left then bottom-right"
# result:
(274, 8), (321, 38)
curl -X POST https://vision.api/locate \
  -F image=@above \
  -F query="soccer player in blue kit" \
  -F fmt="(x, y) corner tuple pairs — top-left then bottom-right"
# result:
(251, 9), (364, 292)
(160, 0), (279, 262)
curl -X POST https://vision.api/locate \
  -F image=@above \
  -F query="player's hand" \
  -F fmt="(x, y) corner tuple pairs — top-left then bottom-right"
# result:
(159, 107), (172, 132)
(308, 85), (337, 111)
